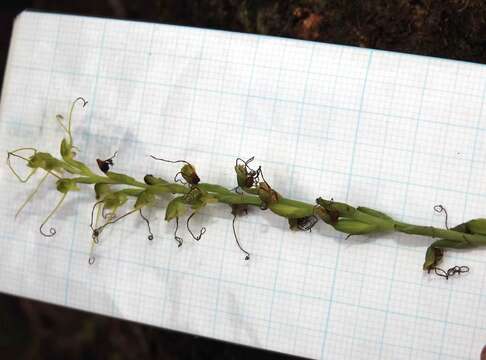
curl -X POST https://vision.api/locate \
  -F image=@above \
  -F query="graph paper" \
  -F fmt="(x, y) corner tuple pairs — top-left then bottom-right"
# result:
(1, 10), (486, 359)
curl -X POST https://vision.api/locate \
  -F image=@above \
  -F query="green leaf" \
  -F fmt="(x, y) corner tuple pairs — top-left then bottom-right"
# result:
(165, 197), (187, 221)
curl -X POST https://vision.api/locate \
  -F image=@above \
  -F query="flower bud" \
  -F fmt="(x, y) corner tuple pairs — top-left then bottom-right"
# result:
(103, 192), (128, 210)
(27, 152), (64, 171)
(60, 138), (74, 160)
(257, 182), (280, 207)
(314, 205), (339, 225)
(181, 164), (200, 185)
(134, 190), (156, 208)
(94, 183), (111, 200)
(144, 174), (168, 185)
(56, 178), (79, 193)
(466, 219), (486, 236)
(423, 246), (444, 271)
(165, 197), (187, 221)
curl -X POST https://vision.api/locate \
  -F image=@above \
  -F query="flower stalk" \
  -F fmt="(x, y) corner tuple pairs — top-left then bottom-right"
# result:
(6, 99), (486, 278)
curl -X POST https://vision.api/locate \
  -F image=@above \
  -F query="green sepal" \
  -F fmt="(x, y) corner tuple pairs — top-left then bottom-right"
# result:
(106, 171), (138, 186)
(103, 191), (128, 210)
(27, 152), (64, 171)
(333, 218), (377, 235)
(257, 182), (280, 206)
(56, 178), (80, 193)
(94, 183), (111, 200)
(356, 207), (393, 221)
(60, 138), (73, 160)
(190, 195), (217, 211)
(134, 190), (156, 209)
(165, 196), (187, 221)
(235, 164), (248, 188)
(269, 202), (312, 219)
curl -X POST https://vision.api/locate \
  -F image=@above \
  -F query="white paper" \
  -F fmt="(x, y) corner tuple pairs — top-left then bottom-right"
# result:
(1, 11), (486, 359)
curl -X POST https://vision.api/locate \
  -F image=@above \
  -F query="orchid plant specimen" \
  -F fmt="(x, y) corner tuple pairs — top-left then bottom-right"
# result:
(7, 98), (486, 279)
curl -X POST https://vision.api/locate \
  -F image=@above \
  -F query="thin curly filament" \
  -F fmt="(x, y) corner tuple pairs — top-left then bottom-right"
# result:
(66, 97), (88, 145)
(6, 147), (38, 183)
(232, 214), (250, 260)
(139, 209), (154, 241)
(39, 192), (67, 237)
(186, 212), (206, 241)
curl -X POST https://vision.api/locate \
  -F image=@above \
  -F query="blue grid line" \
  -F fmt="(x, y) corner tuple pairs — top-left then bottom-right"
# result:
(371, 54), (402, 360)
(5, 231), (485, 327)
(12, 38), (486, 102)
(436, 63), (461, 359)
(210, 38), (234, 337)
(63, 19), (107, 306)
(466, 82), (486, 358)
(9, 65), (486, 137)
(263, 39), (287, 347)
(319, 49), (374, 358)
(289, 42), (316, 354)
(3, 12), (486, 359)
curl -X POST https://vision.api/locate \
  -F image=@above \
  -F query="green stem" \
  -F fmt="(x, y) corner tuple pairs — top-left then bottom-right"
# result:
(394, 221), (486, 246)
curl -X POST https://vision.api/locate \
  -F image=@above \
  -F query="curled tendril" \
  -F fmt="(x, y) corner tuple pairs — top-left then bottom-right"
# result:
(139, 209), (154, 241)
(39, 193), (67, 237)
(297, 215), (319, 232)
(232, 211), (250, 260)
(64, 97), (88, 145)
(186, 212), (206, 241)
(149, 155), (191, 166)
(6, 148), (38, 183)
(93, 208), (138, 239)
(173, 171), (187, 185)
(432, 265), (469, 279)
(88, 256), (96, 265)
(174, 217), (183, 247)
(434, 204), (449, 229)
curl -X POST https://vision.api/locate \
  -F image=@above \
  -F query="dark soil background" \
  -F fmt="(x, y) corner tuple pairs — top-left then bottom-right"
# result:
(1, 0), (486, 359)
